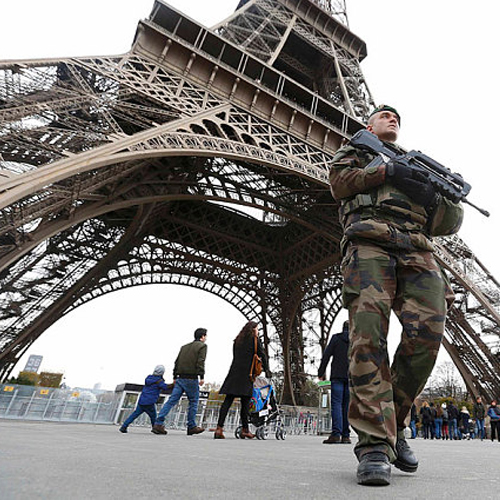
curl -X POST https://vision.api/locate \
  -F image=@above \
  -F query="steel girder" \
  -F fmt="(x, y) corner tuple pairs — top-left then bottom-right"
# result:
(215, 0), (373, 119)
(0, 2), (350, 402)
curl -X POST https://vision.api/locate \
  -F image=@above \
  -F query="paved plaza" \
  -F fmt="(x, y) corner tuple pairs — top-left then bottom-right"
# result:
(1, 419), (499, 499)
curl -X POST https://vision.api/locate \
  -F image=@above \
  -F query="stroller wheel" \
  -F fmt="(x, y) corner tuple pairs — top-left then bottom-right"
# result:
(235, 426), (242, 439)
(278, 428), (286, 440)
(258, 426), (269, 440)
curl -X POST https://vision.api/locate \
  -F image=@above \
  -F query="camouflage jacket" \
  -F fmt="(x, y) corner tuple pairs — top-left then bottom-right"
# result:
(329, 144), (463, 253)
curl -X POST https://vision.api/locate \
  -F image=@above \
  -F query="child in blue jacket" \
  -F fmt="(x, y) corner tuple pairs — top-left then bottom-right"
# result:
(119, 365), (173, 433)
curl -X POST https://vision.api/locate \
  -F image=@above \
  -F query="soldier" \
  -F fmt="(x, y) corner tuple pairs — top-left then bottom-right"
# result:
(329, 105), (463, 485)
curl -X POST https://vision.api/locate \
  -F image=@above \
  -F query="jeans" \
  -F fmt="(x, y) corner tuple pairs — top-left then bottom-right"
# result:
(155, 378), (200, 429)
(449, 418), (458, 439)
(476, 418), (485, 439)
(434, 417), (443, 439)
(410, 419), (417, 438)
(122, 403), (156, 428)
(331, 379), (350, 437)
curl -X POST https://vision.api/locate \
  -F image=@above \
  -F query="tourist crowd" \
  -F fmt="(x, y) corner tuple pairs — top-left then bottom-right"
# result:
(409, 396), (500, 441)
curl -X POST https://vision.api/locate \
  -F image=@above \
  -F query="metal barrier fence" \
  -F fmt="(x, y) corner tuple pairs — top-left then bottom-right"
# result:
(0, 383), (332, 434)
(0, 384), (120, 423)
(118, 397), (331, 435)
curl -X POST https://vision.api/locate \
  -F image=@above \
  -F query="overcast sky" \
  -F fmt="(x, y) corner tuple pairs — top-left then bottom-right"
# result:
(1, 0), (499, 390)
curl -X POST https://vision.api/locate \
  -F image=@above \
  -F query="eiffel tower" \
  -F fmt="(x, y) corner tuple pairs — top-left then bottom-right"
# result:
(1, 0), (499, 404)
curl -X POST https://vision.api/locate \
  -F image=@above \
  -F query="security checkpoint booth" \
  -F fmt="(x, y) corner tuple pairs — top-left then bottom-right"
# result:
(317, 380), (332, 435)
(114, 382), (210, 429)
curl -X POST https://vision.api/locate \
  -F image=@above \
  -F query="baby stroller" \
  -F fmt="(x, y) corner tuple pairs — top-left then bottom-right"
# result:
(235, 376), (286, 440)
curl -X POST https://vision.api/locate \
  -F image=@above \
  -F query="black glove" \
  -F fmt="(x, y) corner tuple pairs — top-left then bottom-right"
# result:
(386, 160), (437, 209)
(386, 160), (413, 187)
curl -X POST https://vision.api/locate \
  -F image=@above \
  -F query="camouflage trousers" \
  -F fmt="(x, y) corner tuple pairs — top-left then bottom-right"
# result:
(341, 241), (453, 462)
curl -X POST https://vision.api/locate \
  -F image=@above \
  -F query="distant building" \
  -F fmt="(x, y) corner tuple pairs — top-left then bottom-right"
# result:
(24, 355), (43, 373)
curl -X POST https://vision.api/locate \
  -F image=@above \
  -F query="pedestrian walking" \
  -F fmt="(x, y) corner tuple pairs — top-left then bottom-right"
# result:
(119, 365), (173, 433)
(214, 321), (269, 439)
(152, 328), (208, 436)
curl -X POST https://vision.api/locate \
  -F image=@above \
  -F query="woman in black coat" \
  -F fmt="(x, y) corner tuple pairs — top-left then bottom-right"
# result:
(214, 320), (269, 439)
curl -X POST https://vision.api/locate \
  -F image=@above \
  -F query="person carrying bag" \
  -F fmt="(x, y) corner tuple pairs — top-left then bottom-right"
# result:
(214, 321), (269, 439)
(250, 335), (263, 382)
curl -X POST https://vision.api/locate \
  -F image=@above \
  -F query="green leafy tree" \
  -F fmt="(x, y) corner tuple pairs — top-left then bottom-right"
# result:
(12, 371), (39, 386)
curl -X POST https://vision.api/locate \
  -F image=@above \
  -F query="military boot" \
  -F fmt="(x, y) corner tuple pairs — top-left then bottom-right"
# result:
(394, 433), (418, 473)
(356, 452), (391, 486)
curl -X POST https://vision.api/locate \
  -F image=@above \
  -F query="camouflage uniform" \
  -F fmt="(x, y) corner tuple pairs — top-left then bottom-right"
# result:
(330, 143), (462, 462)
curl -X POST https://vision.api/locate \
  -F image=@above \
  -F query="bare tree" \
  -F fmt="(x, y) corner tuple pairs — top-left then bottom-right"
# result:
(424, 362), (466, 399)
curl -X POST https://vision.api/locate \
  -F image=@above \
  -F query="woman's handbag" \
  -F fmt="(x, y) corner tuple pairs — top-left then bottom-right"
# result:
(249, 336), (263, 382)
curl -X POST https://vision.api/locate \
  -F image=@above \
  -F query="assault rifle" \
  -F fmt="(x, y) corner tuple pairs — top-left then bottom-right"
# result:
(350, 129), (490, 217)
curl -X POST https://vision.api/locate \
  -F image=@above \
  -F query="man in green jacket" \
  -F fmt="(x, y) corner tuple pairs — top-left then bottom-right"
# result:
(329, 105), (463, 485)
(152, 328), (208, 436)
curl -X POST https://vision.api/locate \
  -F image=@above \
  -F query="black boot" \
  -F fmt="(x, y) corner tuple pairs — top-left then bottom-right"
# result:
(394, 437), (418, 473)
(357, 452), (391, 486)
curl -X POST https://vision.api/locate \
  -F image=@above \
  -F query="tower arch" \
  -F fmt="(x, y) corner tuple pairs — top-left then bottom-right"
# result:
(2, 0), (499, 404)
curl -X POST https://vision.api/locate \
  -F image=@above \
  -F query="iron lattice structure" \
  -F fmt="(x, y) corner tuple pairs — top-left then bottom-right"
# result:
(0, 0), (499, 404)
